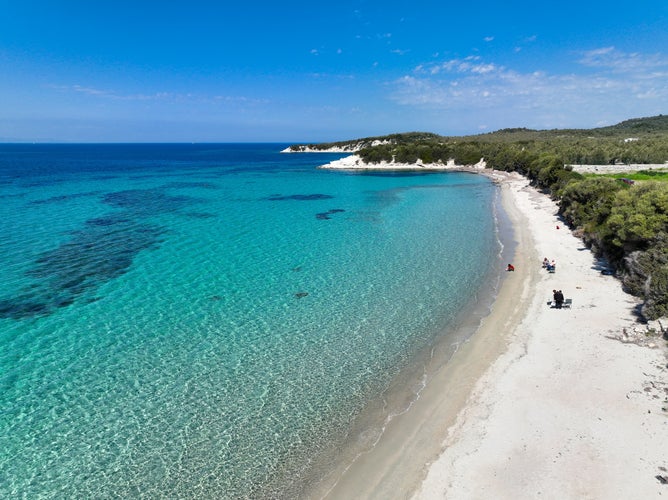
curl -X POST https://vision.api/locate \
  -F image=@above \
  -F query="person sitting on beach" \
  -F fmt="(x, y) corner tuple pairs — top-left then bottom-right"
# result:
(555, 289), (564, 308)
(507, 264), (515, 272)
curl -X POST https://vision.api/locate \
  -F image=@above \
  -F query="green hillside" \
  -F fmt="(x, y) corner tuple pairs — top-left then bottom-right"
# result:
(289, 115), (668, 166)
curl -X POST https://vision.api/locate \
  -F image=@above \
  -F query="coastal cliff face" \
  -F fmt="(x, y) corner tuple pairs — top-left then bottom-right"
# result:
(283, 132), (443, 154)
(282, 139), (393, 153)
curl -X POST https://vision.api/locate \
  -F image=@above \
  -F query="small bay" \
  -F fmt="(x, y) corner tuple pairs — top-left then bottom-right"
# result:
(0, 144), (502, 498)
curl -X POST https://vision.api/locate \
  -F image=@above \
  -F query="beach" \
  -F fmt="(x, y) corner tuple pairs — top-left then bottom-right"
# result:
(3, 145), (666, 498)
(319, 159), (668, 499)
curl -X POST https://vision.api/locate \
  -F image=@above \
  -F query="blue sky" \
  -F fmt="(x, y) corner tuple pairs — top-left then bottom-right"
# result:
(2, 0), (668, 142)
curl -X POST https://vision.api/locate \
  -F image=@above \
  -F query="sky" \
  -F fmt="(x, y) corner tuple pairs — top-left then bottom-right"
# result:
(1, 0), (668, 142)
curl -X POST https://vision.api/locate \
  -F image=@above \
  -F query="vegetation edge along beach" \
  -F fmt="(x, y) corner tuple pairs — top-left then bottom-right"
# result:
(288, 114), (668, 321)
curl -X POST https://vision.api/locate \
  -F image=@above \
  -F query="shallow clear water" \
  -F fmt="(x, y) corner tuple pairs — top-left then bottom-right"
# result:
(0, 144), (500, 498)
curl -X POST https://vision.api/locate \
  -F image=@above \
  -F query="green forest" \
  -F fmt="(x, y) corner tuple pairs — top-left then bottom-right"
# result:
(291, 115), (668, 320)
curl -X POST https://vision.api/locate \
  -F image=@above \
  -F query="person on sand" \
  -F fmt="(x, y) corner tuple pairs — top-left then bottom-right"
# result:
(555, 289), (564, 309)
(507, 264), (515, 272)
(542, 258), (549, 268)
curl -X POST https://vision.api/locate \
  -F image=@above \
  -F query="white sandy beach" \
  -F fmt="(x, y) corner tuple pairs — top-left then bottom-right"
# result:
(318, 159), (668, 499)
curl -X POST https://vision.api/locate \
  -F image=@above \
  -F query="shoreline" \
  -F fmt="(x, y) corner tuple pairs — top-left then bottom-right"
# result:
(413, 174), (668, 499)
(301, 168), (515, 498)
(315, 159), (668, 498)
(317, 154), (489, 173)
(315, 169), (537, 499)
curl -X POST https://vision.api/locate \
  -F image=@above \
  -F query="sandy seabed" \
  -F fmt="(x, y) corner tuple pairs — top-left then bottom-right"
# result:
(317, 159), (668, 499)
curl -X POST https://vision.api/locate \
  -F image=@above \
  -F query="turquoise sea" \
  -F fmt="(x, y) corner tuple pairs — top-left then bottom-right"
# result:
(0, 144), (506, 498)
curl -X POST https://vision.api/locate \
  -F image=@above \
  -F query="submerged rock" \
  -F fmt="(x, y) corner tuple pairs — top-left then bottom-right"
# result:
(316, 208), (346, 220)
(265, 194), (333, 201)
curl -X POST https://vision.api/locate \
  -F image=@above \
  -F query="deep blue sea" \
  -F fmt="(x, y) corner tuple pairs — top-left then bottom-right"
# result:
(0, 143), (504, 498)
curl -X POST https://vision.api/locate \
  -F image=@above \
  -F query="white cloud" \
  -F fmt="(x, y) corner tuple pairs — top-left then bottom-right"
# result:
(389, 48), (668, 129)
(513, 36), (536, 55)
(48, 84), (113, 97)
(213, 95), (269, 105)
(425, 56), (499, 76)
(484, 36), (494, 42)
(578, 46), (668, 74)
(308, 72), (356, 80)
(48, 84), (270, 108)
(48, 84), (175, 101)
(470, 63), (497, 74)
(71, 85), (110, 96)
